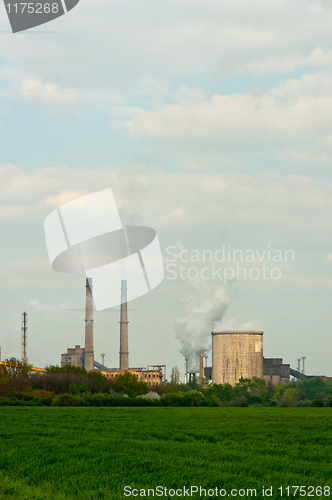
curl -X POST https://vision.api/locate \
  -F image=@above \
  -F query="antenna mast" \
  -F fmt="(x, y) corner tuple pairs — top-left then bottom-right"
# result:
(21, 311), (28, 365)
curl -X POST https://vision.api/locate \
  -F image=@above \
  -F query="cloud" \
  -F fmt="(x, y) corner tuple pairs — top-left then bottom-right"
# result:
(110, 71), (332, 152)
(2, 0), (332, 93)
(324, 253), (332, 263)
(21, 78), (79, 106)
(0, 67), (123, 109)
(26, 299), (74, 311)
(45, 190), (89, 208)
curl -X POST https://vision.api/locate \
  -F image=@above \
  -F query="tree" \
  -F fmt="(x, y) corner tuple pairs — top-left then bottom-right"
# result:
(4, 358), (31, 376)
(46, 365), (88, 375)
(283, 387), (298, 406)
(113, 372), (150, 397)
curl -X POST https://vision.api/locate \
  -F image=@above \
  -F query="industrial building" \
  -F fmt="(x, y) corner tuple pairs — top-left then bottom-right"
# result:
(101, 366), (166, 387)
(211, 330), (263, 386)
(263, 358), (290, 388)
(60, 277), (166, 385)
(61, 345), (85, 368)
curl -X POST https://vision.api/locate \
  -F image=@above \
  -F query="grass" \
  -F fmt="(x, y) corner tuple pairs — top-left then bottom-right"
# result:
(0, 407), (331, 499)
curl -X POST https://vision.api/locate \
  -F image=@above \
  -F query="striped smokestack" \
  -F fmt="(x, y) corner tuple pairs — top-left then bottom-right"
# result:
(119, 280), (129, 371)
(84, 278), (94, 372)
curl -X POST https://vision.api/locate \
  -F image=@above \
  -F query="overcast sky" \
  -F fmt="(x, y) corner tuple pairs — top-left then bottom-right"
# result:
(0, 0), (332, 378)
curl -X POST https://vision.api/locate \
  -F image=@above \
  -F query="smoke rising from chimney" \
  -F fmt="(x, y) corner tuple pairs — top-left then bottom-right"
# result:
(175, 280), (230, 372)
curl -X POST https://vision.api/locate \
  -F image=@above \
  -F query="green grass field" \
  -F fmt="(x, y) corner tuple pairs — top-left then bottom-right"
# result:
(0, 407), (331, 500)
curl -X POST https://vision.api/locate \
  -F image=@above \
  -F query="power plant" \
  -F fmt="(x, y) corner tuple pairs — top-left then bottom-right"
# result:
(211, 331), (264, 386)
(60, 278), (166, 387)
(1, 279), (328, 388)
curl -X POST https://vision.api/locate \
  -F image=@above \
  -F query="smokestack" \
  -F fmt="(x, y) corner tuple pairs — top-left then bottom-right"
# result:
(200, 353), (204, 386)
(185, 358), (189, 375)
(84, 278), (94, 372)
(119, 280), (129, 371)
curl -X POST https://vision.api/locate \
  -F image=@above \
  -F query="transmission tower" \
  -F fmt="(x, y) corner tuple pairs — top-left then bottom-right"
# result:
(21, 311), (28, 365)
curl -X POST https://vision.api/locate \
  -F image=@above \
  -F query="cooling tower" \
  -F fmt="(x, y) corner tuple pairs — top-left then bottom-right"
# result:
(119, 280), (129, 371)
(84, 278), (94, 372)
(212, 331), (263, 386)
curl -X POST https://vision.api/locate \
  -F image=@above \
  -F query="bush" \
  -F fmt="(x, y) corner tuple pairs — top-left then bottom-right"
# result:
(232, 397), (249, 407)
(113, 372), (149, 397)
(311, 399), (325, 407)
(52, 393), (85, 407)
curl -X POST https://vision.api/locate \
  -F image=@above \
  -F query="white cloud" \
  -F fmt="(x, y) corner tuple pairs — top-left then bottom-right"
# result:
(324, 253), (332, 263)
(0, 162), (331, 255)
(2, 0), (332, 91)
(21, 78), (79, 105)
(110, 71), (332, 152)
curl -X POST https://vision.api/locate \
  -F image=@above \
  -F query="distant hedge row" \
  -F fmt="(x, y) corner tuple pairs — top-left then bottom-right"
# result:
(1, 361), (332, 407)
(1, 391), (332, 407)
(0, 390), (222, 407)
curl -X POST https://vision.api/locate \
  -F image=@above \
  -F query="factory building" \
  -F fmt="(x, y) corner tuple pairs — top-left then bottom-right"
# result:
(101, 366), (165, 387)
(212, 330), (263, 386)
(263, 358), (290, 388)
(61, 345), (85, 367)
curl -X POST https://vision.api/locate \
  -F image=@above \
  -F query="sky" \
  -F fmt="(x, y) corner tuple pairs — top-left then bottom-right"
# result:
(0, 0), (332, 378)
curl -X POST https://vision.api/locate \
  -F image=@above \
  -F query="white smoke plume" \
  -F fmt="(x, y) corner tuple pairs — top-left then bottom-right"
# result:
(175, 280), (230, 372)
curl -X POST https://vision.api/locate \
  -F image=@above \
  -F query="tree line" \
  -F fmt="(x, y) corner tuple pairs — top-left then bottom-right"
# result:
(0, 359), (332, 407)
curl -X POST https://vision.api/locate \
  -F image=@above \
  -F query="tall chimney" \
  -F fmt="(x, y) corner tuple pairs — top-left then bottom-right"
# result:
(119, 279), (129, 371)
(84, 278), (94, 372)
(200, 353), (204, 386)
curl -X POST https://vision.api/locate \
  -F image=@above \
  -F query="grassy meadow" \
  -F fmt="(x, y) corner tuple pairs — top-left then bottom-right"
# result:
(0, 407), (331, 500)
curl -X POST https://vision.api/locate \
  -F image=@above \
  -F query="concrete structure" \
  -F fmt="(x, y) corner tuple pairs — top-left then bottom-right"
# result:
(61, 345), (85, 367)
(212, 331), (263, 386)
(204, 366), (212, 383)
(263, 358), (290, 388)
(200, 353), (204, 386)
(119, 280), (129, 371)
(84, 278), (94, 372)
(101, 367), (164, 387)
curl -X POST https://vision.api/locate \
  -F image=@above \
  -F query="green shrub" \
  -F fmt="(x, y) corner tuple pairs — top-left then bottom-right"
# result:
(232, 397), (249, 407)
(52, 393), (84, 407)
(311, 399), (325, 407)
